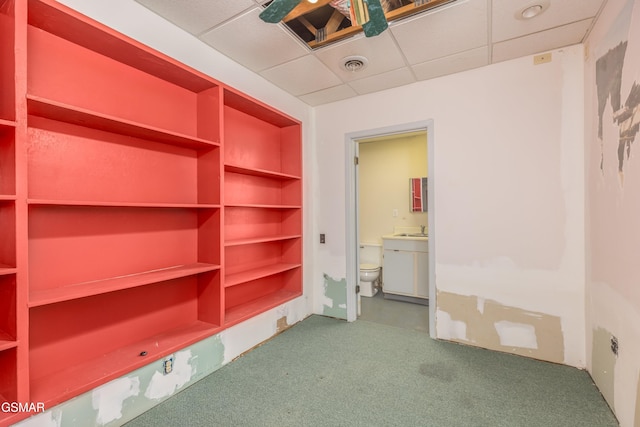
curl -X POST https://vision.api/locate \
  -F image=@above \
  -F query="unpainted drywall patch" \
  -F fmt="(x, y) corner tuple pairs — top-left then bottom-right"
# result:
(494, 320), (538, 349)
(591, 327), (616, 409)
(437, 310), (468, 341)
(276, 316), (290, 333)
(437, 291), (564, 363)
(91, 376), (140, 425)
(322, 273), (348, 319)
(145, 349), (195, 400)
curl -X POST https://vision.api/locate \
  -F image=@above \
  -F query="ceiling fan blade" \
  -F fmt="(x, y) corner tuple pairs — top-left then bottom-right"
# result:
(362, 0), (388, 37)
(259, 0), (303, 23)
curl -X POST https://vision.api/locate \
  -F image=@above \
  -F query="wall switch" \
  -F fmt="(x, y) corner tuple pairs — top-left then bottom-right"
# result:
(320, 234), (325, 244)
(392, 209), (398, 217)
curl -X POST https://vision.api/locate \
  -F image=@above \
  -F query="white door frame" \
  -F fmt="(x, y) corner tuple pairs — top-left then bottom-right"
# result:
(344, 119), (436, 338)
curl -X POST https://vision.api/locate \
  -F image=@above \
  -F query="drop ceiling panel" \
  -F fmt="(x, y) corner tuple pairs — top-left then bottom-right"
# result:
(492, 19), (592, 63)
(135, 0), (255, 35)
(314, 32), (407, 82)
(348, 67), (416, 95)
(492, 0), (604, 42)
(129, 0), (607, 105)
(412, 46), (488, 81)
(260, 55), (343, 96)
(299, 84), (358, 106)
(199, 8), (309, 72)
(390, 0), (488, 65)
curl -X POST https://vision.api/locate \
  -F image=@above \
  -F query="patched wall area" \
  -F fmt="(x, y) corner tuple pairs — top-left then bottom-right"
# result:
(585, 0), (640, 425)
(321, 273), (348, 319)
(437, 291), (564, 364)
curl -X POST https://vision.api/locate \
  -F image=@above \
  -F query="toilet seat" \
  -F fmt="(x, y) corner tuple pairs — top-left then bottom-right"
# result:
(360, 263), (379, 271)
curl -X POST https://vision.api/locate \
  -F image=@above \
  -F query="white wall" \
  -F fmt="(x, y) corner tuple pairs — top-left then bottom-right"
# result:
(585, 0), (640, 425)
(315, 44), (586, 367)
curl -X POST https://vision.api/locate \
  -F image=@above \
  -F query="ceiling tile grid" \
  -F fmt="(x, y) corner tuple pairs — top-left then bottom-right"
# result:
(134, 0), (607, 105)
(199, 7), (309, 72)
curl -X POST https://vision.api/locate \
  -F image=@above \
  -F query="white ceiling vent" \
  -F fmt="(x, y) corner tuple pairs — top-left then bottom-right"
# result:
(341, 55), (369, 72)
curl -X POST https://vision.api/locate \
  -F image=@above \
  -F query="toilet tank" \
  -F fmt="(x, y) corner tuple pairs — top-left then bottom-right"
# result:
(359, 243), (382, 267)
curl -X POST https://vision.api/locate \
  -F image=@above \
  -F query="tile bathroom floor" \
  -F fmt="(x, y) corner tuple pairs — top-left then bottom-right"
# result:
(359, 290), (429, 332)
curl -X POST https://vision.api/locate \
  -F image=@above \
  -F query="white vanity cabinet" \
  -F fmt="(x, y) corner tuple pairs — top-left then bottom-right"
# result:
(382, 237), (429, 300)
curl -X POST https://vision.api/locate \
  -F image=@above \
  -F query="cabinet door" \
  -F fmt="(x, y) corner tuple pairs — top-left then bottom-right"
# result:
(416, 251), (429, 298)
(383, 250), (414, 296)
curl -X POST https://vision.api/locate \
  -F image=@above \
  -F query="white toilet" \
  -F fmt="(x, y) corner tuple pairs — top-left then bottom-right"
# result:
(359, 243), (382, 297)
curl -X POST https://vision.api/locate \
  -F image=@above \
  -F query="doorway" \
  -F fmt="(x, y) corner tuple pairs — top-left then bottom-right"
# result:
(344, 120), (435, 338)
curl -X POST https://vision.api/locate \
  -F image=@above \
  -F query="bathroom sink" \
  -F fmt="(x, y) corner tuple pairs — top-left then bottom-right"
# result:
(393, 233), (428, 238)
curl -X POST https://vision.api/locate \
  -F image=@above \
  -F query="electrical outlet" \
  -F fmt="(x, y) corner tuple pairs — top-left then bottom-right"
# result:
(163, 356), (174, 375)
(610, 336), (619, 357)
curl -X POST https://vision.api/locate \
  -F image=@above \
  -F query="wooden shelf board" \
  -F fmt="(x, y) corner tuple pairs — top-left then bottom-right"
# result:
(223, 89), (299, 128)
(224, 203), (302, 210)
(225, 234), (301, 247)
(29, 320), (221, 406)
(224, 290), (301, 327)
(29, 263), (221, 307)
(0, 195), (16, 201)
(0, 118), (16, 128)
(28, 199), (220, 209)
(0, 331), (17, 351)
(0, 265), (17, 275)
(225, 263), (300, 288)
(225, 164), (300, 180)
(28, 0), (218, 93)
(26, 95), (220, 149)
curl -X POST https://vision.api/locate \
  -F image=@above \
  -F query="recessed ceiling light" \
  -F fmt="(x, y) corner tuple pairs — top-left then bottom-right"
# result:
(521, 4), (543, 19)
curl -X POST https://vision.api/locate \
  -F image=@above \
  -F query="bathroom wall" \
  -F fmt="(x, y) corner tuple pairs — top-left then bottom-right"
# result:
(584, 0), (640, 426)
(315, 44), (586, 367)
(358, 132), (428, 244)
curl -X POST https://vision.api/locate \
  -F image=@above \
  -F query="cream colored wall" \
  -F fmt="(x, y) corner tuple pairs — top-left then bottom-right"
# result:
(358, 133), (427, 244)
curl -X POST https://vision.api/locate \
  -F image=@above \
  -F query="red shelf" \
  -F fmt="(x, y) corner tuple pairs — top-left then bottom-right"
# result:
(28, 199), (220, 209)
(29, 320), (221, 407)
(0, 331), (17, 351)
(27, 95), (219, 149)
(225, 290), (301, 326)
(225, 164), (300, 180)
(0, 118), (16, 128)
(225, 234), (301, 247)
(225, 203), (302, 209)
(0, 265), (16, 275)
(29, 263), (220, 307)
(2, 0), (301, 414)
(225, 263), (300, 288)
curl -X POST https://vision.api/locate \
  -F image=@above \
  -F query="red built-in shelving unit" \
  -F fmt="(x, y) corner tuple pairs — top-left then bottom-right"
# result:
(0, 1), (302, 425)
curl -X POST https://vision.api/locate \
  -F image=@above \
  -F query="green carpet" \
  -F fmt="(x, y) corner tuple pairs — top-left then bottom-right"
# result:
(125, 315), (618, 427)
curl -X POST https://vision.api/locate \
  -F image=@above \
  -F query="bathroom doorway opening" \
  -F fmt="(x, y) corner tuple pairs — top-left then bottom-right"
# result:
(344, 120), (435, 338)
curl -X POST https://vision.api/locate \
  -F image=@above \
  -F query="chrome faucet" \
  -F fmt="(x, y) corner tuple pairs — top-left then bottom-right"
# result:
(420, 225), (426, 234)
